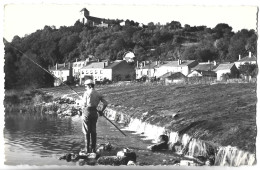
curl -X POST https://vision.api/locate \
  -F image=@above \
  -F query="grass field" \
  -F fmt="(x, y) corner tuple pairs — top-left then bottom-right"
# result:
(40, 82), (257, 153)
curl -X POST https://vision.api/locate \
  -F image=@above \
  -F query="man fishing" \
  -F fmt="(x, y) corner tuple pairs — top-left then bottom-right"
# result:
(80, 79), (108, 153)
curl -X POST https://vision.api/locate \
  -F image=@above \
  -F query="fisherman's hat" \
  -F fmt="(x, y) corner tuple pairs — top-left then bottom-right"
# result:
(84, 79), (94, 85)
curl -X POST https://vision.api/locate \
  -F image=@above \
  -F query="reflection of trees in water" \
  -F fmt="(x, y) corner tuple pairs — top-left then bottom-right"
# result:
(4, 115), (83, 155)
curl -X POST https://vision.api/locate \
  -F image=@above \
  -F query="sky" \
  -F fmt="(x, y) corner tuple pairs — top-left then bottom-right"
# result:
(2, 0), (259, 42)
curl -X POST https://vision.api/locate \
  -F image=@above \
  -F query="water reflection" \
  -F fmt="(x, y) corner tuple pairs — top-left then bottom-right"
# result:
(4, 114), (153, 166)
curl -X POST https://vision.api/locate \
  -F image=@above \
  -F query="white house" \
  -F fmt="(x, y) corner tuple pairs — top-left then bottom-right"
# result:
(135, 61), (160, 79)
(188, 60), (217, 77)
(72, 58), (89, 78)
(155, 59), (198, 77)
(234, 52), (257, 68)
(213, 63), (239, 80)
(80, 60), (135, 84)
(49, 63), (72, 86)
(80, 61), (109, 84)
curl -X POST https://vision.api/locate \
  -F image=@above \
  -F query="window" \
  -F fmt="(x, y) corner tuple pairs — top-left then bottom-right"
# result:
(100, 70), (103, 74)
(90, 70), (93, 74)
(95, 70), (98, 74)
(86, 70), (89, 74)
(82, 71), (84, 74)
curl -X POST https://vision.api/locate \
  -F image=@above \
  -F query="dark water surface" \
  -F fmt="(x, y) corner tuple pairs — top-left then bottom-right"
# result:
(4, 114), (177, 166)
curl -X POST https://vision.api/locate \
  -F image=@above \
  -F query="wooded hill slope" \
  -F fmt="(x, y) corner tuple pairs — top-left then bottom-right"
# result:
(4, 20), (257, 89)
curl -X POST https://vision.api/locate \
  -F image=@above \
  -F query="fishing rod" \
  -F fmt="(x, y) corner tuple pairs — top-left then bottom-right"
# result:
(6, 41), (127, 137)
(102, 110), (127, 136)
(7, 41), (81, 97)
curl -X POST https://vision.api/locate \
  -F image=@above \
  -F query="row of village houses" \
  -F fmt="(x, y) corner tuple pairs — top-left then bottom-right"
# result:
(49, 52), (256, 86)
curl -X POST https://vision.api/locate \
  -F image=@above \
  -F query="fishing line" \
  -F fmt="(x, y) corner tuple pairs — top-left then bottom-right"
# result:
(6, 40), (127, 137)
(6, 41), (81, 97)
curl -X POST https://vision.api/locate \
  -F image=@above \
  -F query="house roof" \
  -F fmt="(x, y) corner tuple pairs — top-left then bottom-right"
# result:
(86, 16), (103, 24)
(81, 62), (106, 69)
(159, 72), (172, 79)
(49, 63), (71, 71)
(80, 60), (124, 70)
(160, 60), (196, 67)
(198, 70), (217, 77)
(236, 55), (257, 62)
(141, 61), (160, 69)
(213, 63), (235, 71)
(192, 63), (218, 71)
(159, 72), (186, 79)
(80, 8), (89, 13)
(104, 60), (123, 69)
(166, 72), (186, 79)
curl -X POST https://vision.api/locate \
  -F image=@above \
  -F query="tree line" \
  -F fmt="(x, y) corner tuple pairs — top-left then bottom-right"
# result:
(4, 19), (257, 89)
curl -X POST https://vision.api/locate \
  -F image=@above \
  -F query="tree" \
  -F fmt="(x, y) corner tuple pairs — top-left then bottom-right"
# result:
(17, 52), (52, 88)
(239, 63), (258, 77)
(227, 29), (256, 62)
(213, 23), (233, 39)
(167, 21), (182, 30)
(182, 45), (199, 60)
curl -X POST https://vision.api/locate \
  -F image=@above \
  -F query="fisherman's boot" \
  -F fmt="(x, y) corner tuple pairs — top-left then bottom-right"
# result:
(91, 132), (97, 153)
(84, 133), (91, 153)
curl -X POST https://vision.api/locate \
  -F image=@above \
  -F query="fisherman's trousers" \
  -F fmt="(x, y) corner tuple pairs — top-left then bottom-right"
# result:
(82, 107), (98, 152)
(82, 107), (98, 134)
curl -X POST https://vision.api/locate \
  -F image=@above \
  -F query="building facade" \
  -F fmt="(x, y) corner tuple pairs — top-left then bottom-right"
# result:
(155, 60), (198, 77)
(49, 63), (72, 86)
(213, 63), (239, 80)
(80, 60), (135, 84)
(234, 52), (257, 68)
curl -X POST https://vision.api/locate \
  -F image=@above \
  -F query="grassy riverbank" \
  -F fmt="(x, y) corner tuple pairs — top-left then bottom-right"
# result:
(35, 82), (257, 153)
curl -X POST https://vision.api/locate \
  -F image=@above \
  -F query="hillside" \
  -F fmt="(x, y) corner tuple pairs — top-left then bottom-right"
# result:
(4, 19), (257, 89)
(41, 82), (257, 153)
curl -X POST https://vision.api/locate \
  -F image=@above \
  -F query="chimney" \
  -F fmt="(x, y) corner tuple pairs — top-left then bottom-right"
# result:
(249, 52), (252, 58)
(56, 63), (58, 70)
(156, 61), (158, 65)
(64, 63), (65, 67)
(213, 60), (216, 66)
(178, 59), (182, 65)
(76, 58), (78, 62)
(208, 60), (210, 64)
(143, 61), (146, 67)
(137, 61), (139, 68)
(239, 54), (241, 60)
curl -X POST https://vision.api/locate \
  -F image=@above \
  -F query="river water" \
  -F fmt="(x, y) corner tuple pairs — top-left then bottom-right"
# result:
(4, 114), (179, 166)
